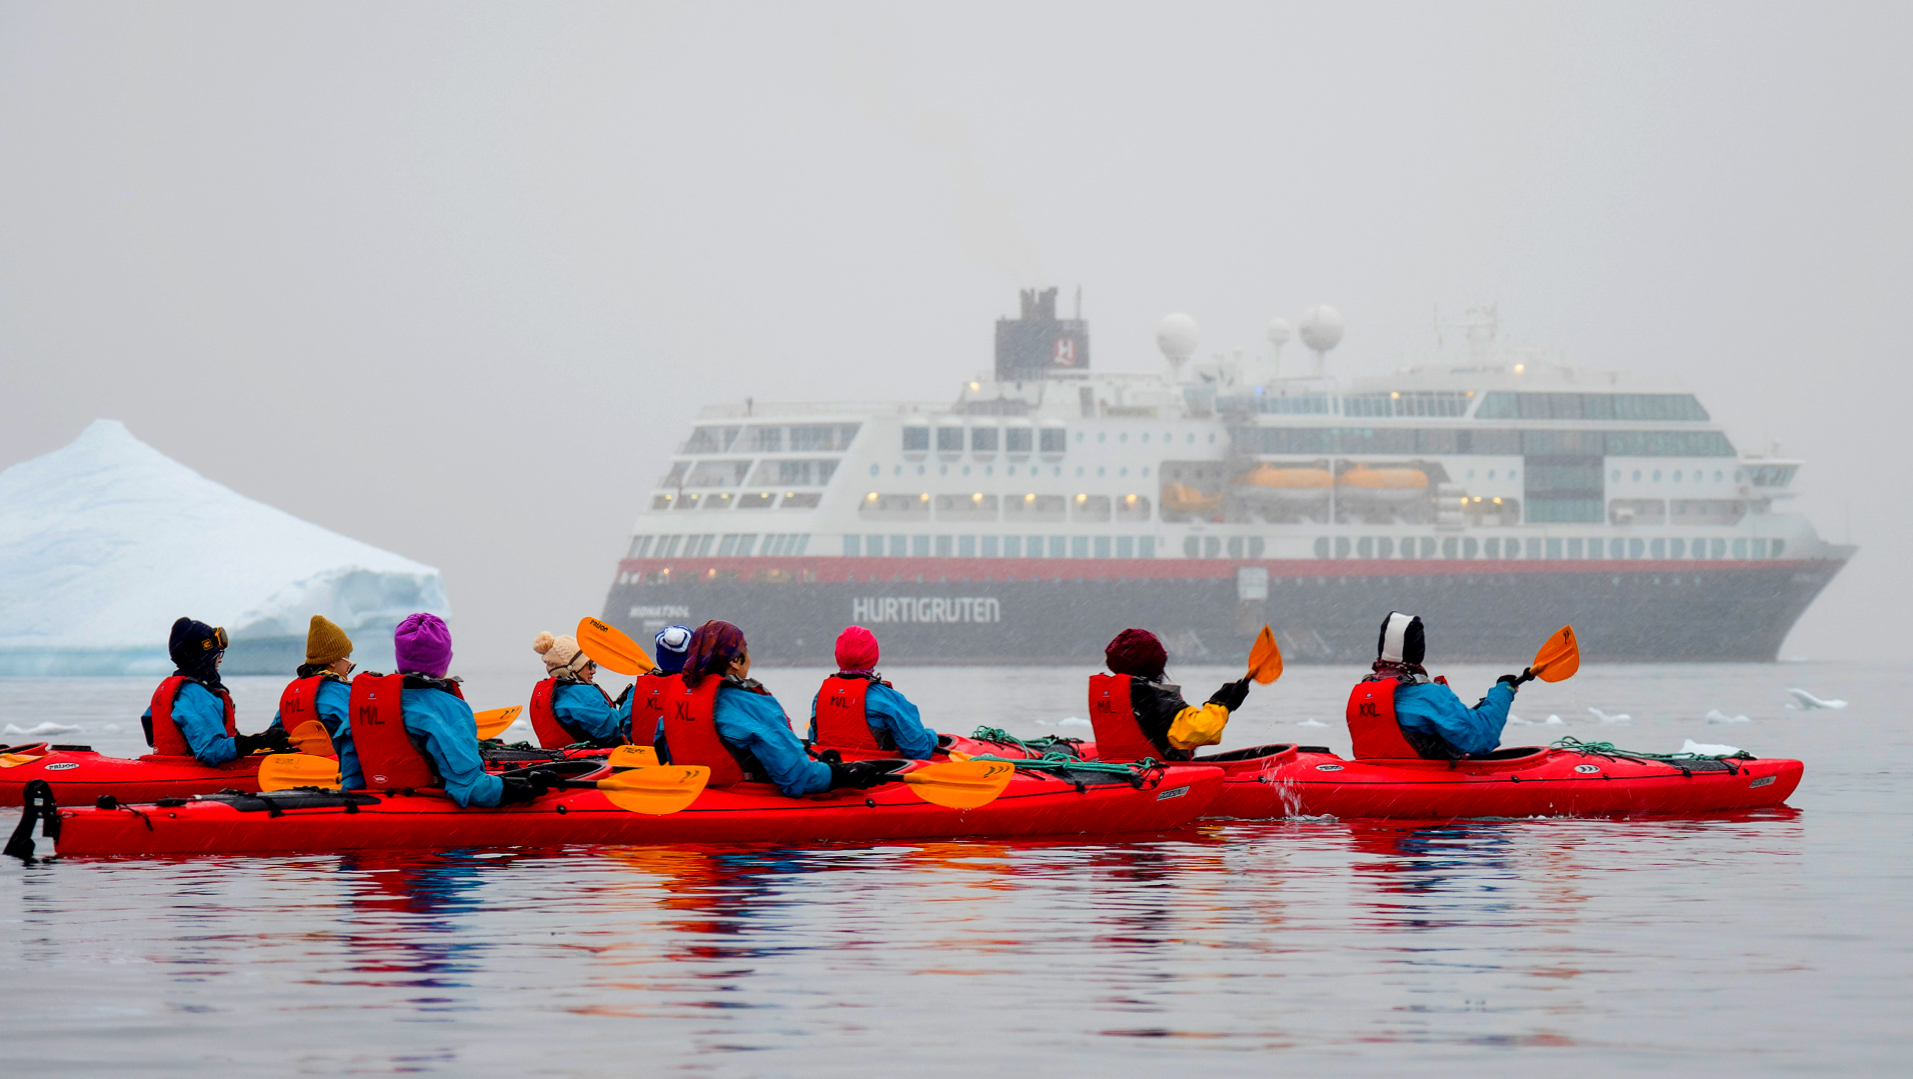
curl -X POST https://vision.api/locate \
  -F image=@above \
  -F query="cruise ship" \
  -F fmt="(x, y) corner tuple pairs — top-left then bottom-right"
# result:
(604, 291), (1852, 666)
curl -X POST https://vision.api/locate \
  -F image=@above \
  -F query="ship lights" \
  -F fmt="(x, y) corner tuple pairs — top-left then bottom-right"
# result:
(866, 492), (878, 502)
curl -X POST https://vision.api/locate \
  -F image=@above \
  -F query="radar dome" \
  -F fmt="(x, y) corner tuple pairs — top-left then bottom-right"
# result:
(1265, 318), (1291, 347)
(1155, 313), (1201, 364)
(1300, 305), (1343, 352)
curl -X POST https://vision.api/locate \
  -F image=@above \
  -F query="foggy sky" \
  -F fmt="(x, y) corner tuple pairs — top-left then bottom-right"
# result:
(2, 2), (1907, 671)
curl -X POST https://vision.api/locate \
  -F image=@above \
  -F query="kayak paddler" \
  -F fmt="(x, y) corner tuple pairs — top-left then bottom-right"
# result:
(1347, 612), (1520, 760)
(338, 613), (547, 806)
(658, 620), (890, 795)
(141, 617), (291, 765)
(528, 631), (631, 748)
(807, 625), (937, 759)
(266, 615), (357, 754)
(1087, 629), (1250, 761)
(628, 625), (691, 746)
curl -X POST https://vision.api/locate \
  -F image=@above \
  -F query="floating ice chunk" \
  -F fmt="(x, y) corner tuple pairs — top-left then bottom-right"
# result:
(1507, 713), (1532, 726)
(1588, 707), (1632, 723)
(1544, 714), (1565, 726)
(1681, 739), (1742, 756)
(1058, 717), (1091, 728)
(1705, 709), (1751, 725)
(1786, 688), (1847, 710)
(101, 723), (122, 732)
(3, 721), (82, 735)
(1297, 718), (1329, 728)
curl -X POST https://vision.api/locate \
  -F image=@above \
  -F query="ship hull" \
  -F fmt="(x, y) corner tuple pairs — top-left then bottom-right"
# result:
(605, 554), (1849, 665)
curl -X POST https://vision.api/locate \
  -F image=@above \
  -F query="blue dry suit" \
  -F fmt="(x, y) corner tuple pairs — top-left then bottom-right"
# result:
(552, 681), (633, 744)
(656, 683), (834, 797)
(807, 682), (938, 760)
(339, 684), (505, 808)
(1393, 681), (1517, 757)
(141, 681), (238, 766)
(266, 679), (352, 740)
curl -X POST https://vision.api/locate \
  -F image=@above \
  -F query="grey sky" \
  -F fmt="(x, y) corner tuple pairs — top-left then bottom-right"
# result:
(2, 2), (1907, 670)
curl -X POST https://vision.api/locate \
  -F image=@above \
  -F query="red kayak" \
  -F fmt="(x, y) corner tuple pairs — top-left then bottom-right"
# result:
(0, 743), (263, 807)
(0, 742), (613, 807)
(33, 758), (1225, 857)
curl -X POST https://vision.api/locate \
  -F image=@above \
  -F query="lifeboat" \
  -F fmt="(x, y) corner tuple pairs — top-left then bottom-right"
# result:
(1229, 464), (1331, 517)
(35, 757), (1227, 857)
(1334, 466), (1428, 509)
(961, 736), (1803, 819)
(1160, 483), (1222, 518)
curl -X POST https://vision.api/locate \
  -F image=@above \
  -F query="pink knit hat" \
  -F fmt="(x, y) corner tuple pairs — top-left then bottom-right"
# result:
(835, 625), (880, 673)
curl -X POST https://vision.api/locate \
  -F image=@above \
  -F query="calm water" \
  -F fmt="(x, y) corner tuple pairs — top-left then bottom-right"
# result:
(2, 661), (1907, 1076)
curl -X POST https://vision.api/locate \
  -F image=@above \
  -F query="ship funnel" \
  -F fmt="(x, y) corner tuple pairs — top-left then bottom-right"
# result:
(1156, 312), (1201, 381)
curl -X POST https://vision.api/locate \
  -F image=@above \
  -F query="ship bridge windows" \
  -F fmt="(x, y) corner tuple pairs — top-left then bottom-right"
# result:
(659, 462), (689, 487)
(859, 492), (930, 519)
(935, 493), (999, 519)
(738, 492), (776, 509)
(1005, 493), (1067, 523)
(1475, 392), (1710, 421)
(1342, 391), (1473, 418)
(790, 424), (859, 451)
(902, 426), (930, 453)
(1747, 464), (1797, 487)
(682, 426), (741, 453)
(688, 460), (752, 487)
(738, 426), (782, 452)
(1039, 427), (1068, 454)
(703, 493), (735, 510)
(1072, 494), (1112, 522)
(781, 492), (821, 509)
(749, 459), (838, 487)
(673, 493), (702, 510)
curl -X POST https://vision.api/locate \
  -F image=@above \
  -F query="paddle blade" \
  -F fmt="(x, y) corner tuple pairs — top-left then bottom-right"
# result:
(578, 617), (655, 676)
(286, 720), (335, 757)
(258, 753), (342, 791)
(1530, 626), (1580, 683)
(898, 760), (1016, 810)
(1246, 625), (1283, 685)
(608, 744), (660, 768)
(597, 765), (709, 815)
(475, 706), (522, 741)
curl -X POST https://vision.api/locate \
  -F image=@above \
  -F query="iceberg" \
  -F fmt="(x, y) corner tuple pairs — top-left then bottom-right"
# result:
(0, 420), (448, 675)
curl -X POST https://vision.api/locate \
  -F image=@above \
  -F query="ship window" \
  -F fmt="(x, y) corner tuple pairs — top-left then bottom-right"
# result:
(971, 427), (999, 453)
(1670, 538), (1685, 558)
(657, 536), (683, 557)
(886, 535), (906, 556)
(1087, 536), (1107, 558)
(1117, 536), (1135, 558)
(1071, 536), (1089, 558)
(1609, 499), (1666, 525)
(859, 493), (930, 519)
(1463, 538), (1479, 558)
(937, 427), (964, 453)
(738, 492), (776, 509)
(1039, 428), (1068, 453)
(1003, 536), (1021, 557)
(687, 460), (752, 487)
(1355, 537), (1372, 559)
(627, 535), (653, 558)
(1005, 427), (1033, 454)
(1732, 538), (1748, 559)
(958, 535), (976, 557)
(1116, 494), (1151, 523)
(1336, 537), (1353, 559)
(705, 493), (735, 510)
(661, 462), (689, 487)
(1005, 493), (1066, 523)
(1049, 536), (1068, 558)
(1629, 538), (1646, 559)
(1483, 537), (1500, 558)
(842, 535), (860, 557)
(1139, 537), (1156, 558)
(936, 493), (999, 519)
(863, 533), (881, 555)
(1545, 538), (1562, 559)
(906, 536), (927, 557)
(682, 426), (740, 453)
(689, 535), (716, 557)
(1204, 536), (1222, 558)
(1651, 538), (1666, 558)
(1313, 537), (1329, 558)
(651, 495), (674, 510)
(902, 427), (930, 452)
(1475, 392), (1709, 422)
(934, 535), (953, 557)
(1373, 537), (1392, 558)
(1653, 470), (1662, 482)
(1567, 538), (1584, 558)
(869, 464), (879, 477)
(790, 424), (859, 451)
(1072, 494), (1112, 522)
(781, 493), (821, 509)
(1527, 537), (1543, 558)
(740, 426), (783, 452)
(1185, 537), (1200, 558)
(675, 493), (702, 510)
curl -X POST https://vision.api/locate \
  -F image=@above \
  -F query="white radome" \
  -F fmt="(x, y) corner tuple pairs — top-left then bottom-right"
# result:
(1266, 318), (1292, 347)
(1300, 304), (1344, 352)
(1155, 312), (1201, 364)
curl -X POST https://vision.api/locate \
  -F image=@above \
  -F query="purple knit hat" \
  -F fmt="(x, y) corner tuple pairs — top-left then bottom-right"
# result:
(682, 620), (747, 687)
(394, 613), (453, 678)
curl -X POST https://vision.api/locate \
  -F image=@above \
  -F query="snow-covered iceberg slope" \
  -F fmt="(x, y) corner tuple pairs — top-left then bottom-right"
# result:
(0, 420), (448, 675)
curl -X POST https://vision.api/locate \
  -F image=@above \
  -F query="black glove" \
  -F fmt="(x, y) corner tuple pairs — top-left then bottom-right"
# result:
(233, 730), (291, 755)
(613, 685), (632, 707)
(813, 747), (844, 764)
(1497, 673), (1524, 688)
(828, 760), (893, 791)
(1208, 677), (1251, 712)
(263, 727), (294, 753)
(495, 775), (551, 805)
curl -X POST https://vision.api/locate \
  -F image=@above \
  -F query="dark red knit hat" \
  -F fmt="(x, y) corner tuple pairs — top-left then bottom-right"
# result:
(1105, 628), (1167, 678)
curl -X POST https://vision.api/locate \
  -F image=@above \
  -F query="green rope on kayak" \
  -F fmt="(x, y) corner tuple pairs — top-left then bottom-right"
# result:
(1550, 736), (1753, 761)
(969, 726), (1087, 759)
(967, 753), (1161, 777)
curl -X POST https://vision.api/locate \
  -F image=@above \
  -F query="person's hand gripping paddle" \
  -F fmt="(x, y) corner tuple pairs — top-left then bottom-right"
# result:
(1517, 626), (1580, 685)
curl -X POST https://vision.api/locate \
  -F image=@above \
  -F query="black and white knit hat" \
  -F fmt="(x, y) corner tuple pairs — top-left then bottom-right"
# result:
(1377, 611), (1426, 666)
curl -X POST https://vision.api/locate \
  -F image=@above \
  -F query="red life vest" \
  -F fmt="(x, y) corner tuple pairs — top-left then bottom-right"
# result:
(813, 676), (883, 752)
(527, 678), (573, 749)
(629, 672), (679, 747)
(278, 675), (338, 758)
(661, 676), (746, 786)
(1346, 677), (1421, 759)
(1088, 672), (1161, 762)
(349, 673), (460, 790)
(149, 676), (237, 757)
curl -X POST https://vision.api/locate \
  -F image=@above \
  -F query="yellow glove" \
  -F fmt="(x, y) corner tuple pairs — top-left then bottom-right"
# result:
(1166, 702), (1229, 751)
